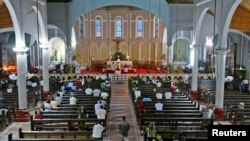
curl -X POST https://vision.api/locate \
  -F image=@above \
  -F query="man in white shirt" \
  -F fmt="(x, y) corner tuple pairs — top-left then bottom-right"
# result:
(44, 100), (52, 111)
(155, 101), (163, 111)
(92, 122), (104, 139)
(156, 93), (163, 99)
(101, 92), (109, 100)
(134, 90), (141, 99)
(165, 92), (172, 99)
(96, 106), (106, 119)
(85, 87), (93, 95)
(156, 81), (162, 87)
(69, 96), (77, 105)
(93, 89), (101, 97)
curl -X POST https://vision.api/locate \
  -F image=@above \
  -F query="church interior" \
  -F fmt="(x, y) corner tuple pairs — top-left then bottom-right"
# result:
(0, 0), (250, 140)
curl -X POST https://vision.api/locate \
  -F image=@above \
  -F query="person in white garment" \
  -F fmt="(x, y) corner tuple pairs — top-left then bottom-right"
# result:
(92, 121), (105, 140)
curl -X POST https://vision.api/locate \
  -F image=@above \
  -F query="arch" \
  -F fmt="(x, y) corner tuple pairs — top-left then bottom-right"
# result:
(48, 37), (66, 62)
(172, 37), (191, 46)
(150, 44), (156, 62)
(120, 41), (128, 55)
(100, 42), (108, 61)
(71, 0), (170, 29)
(109, 42), (117, 56)
(173, 39), (189, 63)
(90, 42), (98, 60)
(3, 0), (23, 46)
(221, 0), (242, 48)
(131, 43), (139, 60)
(31, 6), (47, 43)
(48, 24), (66, 41)
(229, 29), (250, 42)
(115, 16), (123, 38)
(140, 43), (147, 61)
(194, 7), (210, 44)
(0, 27), (14, 34)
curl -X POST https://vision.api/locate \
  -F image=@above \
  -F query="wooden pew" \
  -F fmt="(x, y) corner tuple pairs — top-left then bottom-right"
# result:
(8, 133), (95, 141)
(18, 128), (93, 139)
(30, 115), (106, 131)
(145, 128), (208, 141)
(141, 117), (213, 129)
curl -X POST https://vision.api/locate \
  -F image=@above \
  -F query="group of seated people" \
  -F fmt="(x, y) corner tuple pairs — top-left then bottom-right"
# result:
(33, 75), (111, 139)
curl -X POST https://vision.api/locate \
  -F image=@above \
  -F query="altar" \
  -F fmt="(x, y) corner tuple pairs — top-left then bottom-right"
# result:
(106, 61), (132, 67)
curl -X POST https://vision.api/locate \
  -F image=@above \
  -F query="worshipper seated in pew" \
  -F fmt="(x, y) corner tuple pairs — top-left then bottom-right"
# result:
(100, 91), (109, 100)
(239, 78), (249, 92)
(92, 121), (105, 140)
(95, 105), (106, 120)
(85, 86), (93, 95)
(43, 100), (52, 111)
(69, 95), (77, 105)
(169, 84), (178, 94)
(155, 101), (163, 111)
(55, 93), (62, 105)
(95, 101), (104, 112)
(156, 93), (163, 100)
(145, 122), (157, 141)
(136, 97), (144, 109)
(34, 109), (43, 131)
(93, 89), (101, 97)
(51, 97), (58, 108)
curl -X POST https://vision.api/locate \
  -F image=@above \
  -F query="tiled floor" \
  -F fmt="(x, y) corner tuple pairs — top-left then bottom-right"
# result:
(0, 80), (143, 141)
(103, 80), (143, 141)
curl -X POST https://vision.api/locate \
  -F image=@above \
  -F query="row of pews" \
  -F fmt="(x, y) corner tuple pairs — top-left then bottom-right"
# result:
(224, 91), (250, 124)
(129, 78), (212, 141)
(1, 87), (37, 131)
(8, 79), (109, 141)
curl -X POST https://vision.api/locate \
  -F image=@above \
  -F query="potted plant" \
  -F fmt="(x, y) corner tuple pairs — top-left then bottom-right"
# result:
(64, 64), (72, 74)
(235, 66), (246, 79)
(167, 64), (174, 74)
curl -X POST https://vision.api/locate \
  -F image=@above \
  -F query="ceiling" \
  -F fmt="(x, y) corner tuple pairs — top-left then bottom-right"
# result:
(1, 0), (250, 32)
(240, 0), (250, 11)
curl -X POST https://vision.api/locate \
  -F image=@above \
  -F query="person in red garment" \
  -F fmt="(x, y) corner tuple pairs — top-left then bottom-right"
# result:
(169, 84), (177, 94)
(136, 97), (144, 109)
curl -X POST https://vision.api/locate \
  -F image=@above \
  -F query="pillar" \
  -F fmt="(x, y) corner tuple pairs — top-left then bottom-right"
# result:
(214, 49), (228, 121)
(190, 45), (199, 100)
(13, 47), (29, 122)
(248, 70), (250, 94)
(41, 43), (50, 101)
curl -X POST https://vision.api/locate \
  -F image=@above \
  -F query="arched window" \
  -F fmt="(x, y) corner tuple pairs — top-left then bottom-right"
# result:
(79, 16), (84, 37)
(116, 17), (123, 37)
(137, 17), (143, 37)
(173, 39), (189, 63)
(95, 16), (102, 37)
(153, 16), (159, 38)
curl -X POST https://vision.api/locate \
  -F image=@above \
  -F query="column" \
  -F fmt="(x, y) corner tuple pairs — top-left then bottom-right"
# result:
(40, 43), (50, 100)
(190, 45), (199, 100)
(13, 47), (30, 122)
(214, 49), (228, 121)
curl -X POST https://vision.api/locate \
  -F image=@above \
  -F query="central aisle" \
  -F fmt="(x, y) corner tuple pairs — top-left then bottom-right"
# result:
(103, 80), (143, 141)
